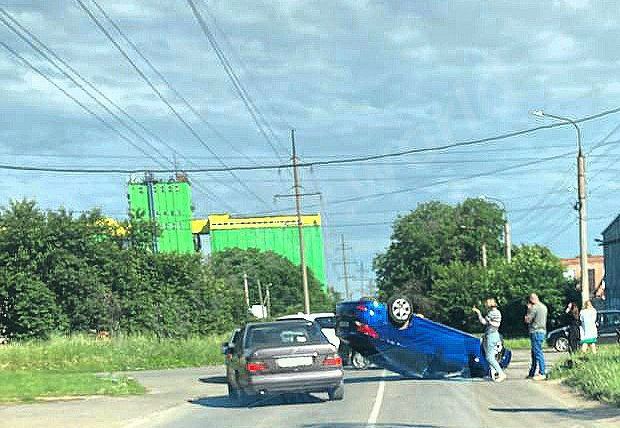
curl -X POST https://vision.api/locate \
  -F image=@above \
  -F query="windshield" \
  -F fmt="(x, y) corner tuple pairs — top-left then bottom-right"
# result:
(314, 316), (336, 329)
(245, 322), (327, 349)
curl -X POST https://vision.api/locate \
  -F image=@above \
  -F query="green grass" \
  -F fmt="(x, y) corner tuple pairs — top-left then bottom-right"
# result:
(0, 334), (225, 403)
(549, 346), (620, 405)
(0, 334), (225, 372)
(0, 371), (145, 403)
(503, 337), (541, 350)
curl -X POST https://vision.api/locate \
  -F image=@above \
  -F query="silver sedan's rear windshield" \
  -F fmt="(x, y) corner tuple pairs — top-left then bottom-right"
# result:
(245, 322), (327, 349)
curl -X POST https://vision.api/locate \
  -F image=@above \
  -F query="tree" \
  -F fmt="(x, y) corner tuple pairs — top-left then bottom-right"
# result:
(429, 245), (572, 336)
(373, 198), (504, 312)
(207, 248), (336, 317)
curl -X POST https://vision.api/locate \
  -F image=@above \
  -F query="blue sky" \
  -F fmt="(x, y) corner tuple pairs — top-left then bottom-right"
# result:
(2, 0), (620, 296)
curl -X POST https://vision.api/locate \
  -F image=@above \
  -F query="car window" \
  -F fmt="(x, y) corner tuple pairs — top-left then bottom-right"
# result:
(314, 316), (336, 329)
(245, 322), (327, 349)
(606, 312), (620, 327)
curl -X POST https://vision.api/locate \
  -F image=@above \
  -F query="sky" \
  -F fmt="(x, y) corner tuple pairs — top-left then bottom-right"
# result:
(2, 0), (620, 297)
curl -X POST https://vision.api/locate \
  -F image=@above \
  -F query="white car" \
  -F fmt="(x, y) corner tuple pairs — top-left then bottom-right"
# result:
(277, 312), (340, 349)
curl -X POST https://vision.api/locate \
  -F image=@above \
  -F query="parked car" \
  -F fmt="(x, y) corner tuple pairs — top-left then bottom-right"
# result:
(223, 320), (345, 404)
(336, 297), (511, 378)
(276, 312), (340, 349)
(546, 309), (620, 352)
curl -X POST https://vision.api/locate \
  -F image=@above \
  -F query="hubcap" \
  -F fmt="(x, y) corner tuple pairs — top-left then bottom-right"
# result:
(392, 299), (412, 321)
(556, 338), (568, 351)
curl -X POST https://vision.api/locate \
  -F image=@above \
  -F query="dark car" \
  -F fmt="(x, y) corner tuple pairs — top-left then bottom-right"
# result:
(336, 297), (511, 379)
(223, 320), (345, 404)
(546, 309), (620, 352)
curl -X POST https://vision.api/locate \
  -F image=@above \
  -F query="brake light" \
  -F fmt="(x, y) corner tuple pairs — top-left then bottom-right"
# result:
(323, 356), (343, 367)
(356, 305), (368, 311)
(356, 323), (379, 338)
(246, 362), (267, 372)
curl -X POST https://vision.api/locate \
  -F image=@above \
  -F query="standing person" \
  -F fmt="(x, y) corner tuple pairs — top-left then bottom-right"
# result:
(565, 302), (581, 355)
(473, 298), (506, 382)
(524, 293), (548, 380)
(579, 301), (598, 354)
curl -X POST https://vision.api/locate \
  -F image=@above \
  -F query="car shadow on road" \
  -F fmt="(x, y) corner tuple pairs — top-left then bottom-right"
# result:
(344, 373), (483, 384)
(198, 375), (227, 384)
(490, 406), (620, 422)
(190, 393), (326, 409)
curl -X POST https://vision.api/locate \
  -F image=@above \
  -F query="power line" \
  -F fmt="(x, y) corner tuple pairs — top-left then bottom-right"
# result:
(87, 0), (258, 167)
(74, 0), (271, 209)
(0, 7), (234, 212)
(187, 0), (288, 160)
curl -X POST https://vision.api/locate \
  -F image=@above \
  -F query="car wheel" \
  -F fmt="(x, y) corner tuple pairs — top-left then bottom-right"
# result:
(387, 295), (413, 326)
(554, 336), (569, 353)
(351, 351), (369, 370)
(328, 384), (344, 401)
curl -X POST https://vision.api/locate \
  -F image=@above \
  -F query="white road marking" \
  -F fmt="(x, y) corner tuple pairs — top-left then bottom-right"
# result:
(366, 369), (387, 427)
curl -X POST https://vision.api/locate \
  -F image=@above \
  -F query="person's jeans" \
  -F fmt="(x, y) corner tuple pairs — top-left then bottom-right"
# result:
(529, 331), (546, 376)
(484, 331), (503, 377)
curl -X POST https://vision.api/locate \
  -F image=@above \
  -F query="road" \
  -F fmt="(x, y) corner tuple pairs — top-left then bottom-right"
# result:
(145, 353), (618, 428)
(2, 351), (618, 428)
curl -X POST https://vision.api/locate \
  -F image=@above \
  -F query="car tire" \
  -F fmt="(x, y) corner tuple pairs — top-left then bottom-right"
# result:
(554, 336), (569, 353)
(328, 384), (345, 401)
(351, 351), (369, 370)
(387, 295), (413, 326)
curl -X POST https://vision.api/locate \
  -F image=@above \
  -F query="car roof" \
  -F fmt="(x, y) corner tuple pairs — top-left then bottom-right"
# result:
(244, 319), (312, 329)
(277, 312), (335, 321)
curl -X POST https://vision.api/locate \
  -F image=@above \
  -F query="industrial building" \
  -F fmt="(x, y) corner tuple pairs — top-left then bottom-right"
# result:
(601, 215), (620, 309)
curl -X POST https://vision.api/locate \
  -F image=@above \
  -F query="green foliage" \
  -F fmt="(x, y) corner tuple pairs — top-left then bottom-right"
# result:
(0, 371), (145, 403)
(0, 334), (224, 372)
(374, 198), (505, 309)
(430, 245), (571, 335)
(207, 248), (337, 317)
(551, 347), (620, 405)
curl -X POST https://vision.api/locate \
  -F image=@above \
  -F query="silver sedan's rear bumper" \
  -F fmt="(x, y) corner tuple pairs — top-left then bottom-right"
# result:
(245, 369), (344, 394)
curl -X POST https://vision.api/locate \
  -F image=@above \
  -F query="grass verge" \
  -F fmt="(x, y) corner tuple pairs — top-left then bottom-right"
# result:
(549, 346), (620, 405)
(503, 337), (537, 350)
(0, 334), (224, 403)
(0, 371), (145, 403)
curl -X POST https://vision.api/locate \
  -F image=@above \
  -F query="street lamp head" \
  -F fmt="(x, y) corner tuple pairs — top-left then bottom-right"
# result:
(531, 110), (545, 118)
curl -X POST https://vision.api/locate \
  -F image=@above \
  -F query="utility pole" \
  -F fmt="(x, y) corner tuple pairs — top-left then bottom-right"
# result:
(266, 283), (272, 318)
(243, 273), (250, 309)
(341, 235), (351, 300)
(532, 111), (589, 303)
(257, 279), (264, 318)
(357, 261), (367, 297)
(504, 222), (512, 263)
(273, 130), (321, 314)
(481, 242), (488, 268)
(292, 131), (310, 315)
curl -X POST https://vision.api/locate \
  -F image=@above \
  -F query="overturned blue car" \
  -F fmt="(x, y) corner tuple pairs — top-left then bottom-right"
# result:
(336, 297), (511, 379)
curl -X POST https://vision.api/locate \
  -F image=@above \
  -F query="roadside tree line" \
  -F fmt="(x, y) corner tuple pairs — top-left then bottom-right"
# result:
(374, 198), (577, 336)
(0, 200), (335, 340)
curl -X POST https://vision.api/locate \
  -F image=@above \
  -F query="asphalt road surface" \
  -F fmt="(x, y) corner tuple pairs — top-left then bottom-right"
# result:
(147, 363), (618, 428)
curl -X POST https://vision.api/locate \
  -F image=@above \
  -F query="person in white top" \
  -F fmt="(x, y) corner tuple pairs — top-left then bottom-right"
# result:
(579, 300), (598, 354)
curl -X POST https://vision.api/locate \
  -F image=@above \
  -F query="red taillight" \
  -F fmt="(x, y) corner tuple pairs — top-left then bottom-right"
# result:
(356, 305), (368, 311)
(323, 356), (343, 367)
(246, 362), (267, 372)
(356, 323), (379, 338)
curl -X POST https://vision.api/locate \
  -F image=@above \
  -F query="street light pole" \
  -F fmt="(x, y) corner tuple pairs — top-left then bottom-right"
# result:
(480, 195), (511, 263)
(532, 111), (589, 304)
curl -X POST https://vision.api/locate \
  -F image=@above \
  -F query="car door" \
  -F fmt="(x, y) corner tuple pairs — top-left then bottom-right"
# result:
(599, 312), (620, 344)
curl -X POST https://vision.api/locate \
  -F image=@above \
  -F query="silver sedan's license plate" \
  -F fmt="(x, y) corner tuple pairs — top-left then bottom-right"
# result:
(338, 321), (349, 327)
(276, 356), (313, 368)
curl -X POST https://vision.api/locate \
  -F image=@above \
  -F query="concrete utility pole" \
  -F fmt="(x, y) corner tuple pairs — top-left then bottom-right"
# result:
(273, 130), (321, 314)
(481, 242), (488, 268)
(532, 111), (589, 303)
(341, 235), (351, 300)
(257, 279), (264, 318)
(243, 273), (250, 309)
(266, 283), (272, 318)
(357, 261), (366, 297)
